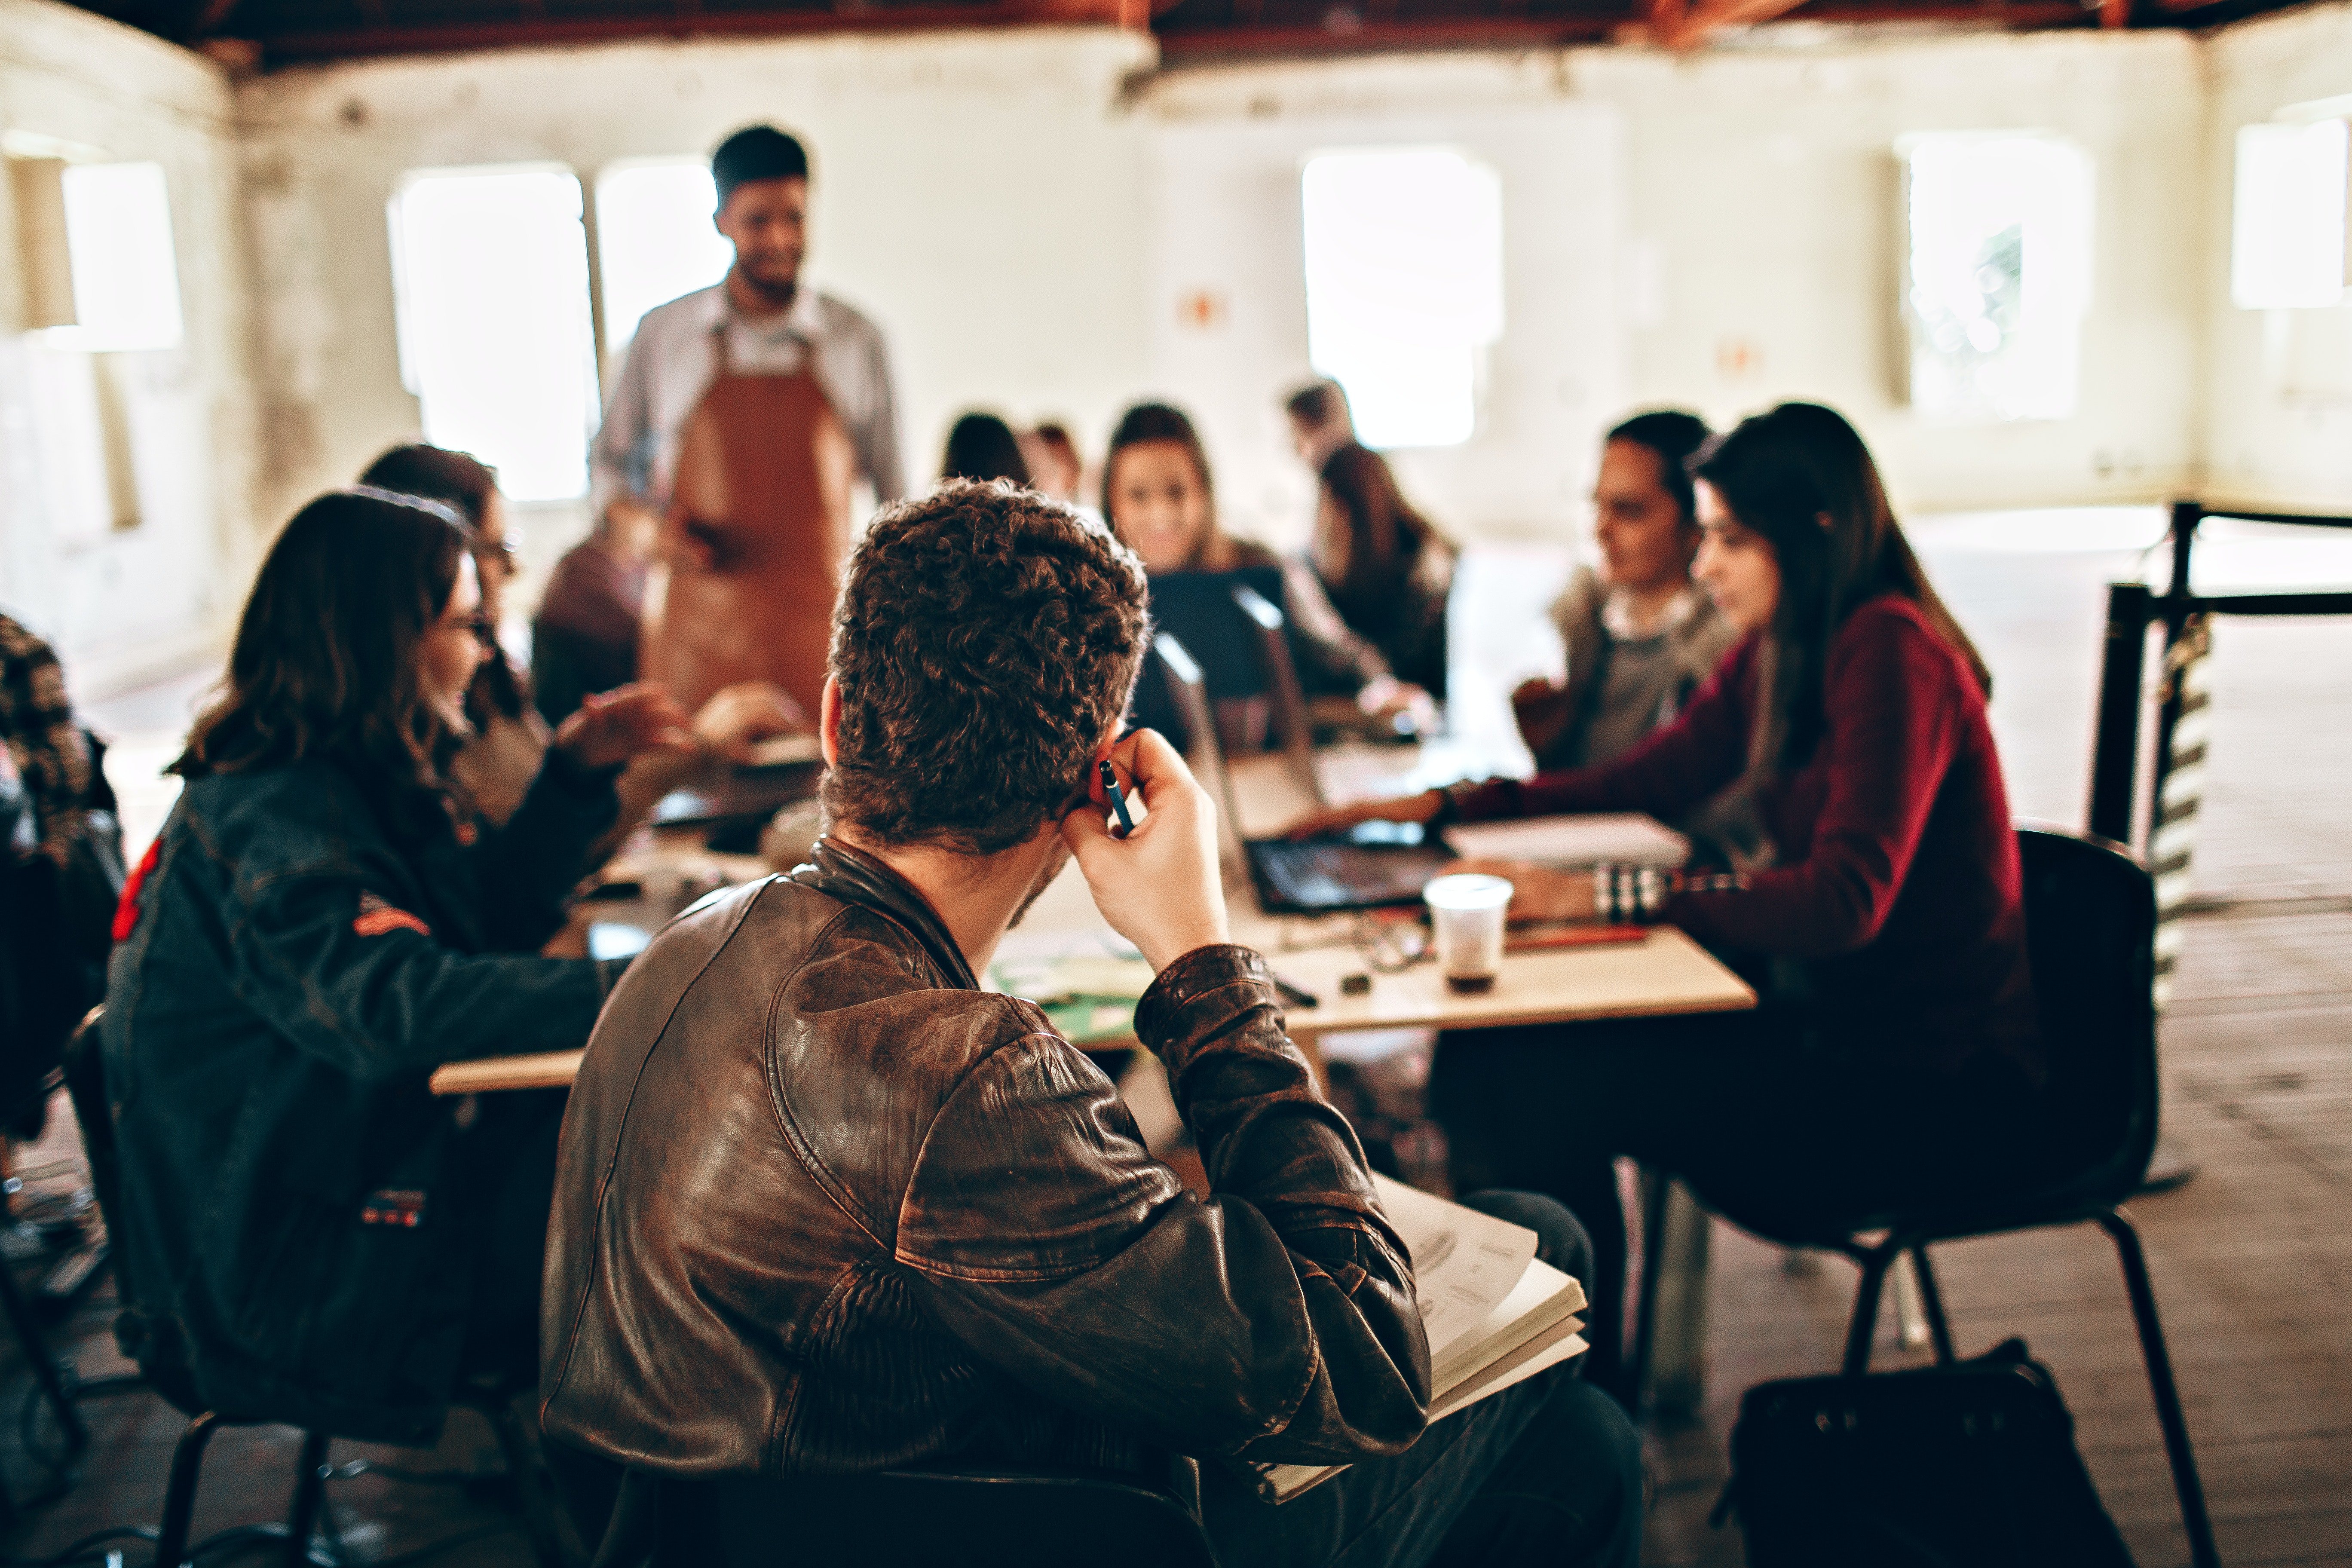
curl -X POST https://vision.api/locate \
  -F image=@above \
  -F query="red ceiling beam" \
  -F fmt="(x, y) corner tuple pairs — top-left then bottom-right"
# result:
(244, 0), (1145, 67)
(1158, 13), (1623, 61)
(1162, 0), (2097, 60)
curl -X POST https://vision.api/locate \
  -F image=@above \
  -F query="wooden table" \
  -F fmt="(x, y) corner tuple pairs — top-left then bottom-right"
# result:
(1262, 928), (1752, 1038)
(429, 741), (1753, 1096)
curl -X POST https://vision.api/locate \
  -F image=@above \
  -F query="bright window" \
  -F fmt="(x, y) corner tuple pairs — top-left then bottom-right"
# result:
(2232, 120), (2349, 310)
(1900, 134), (2094, 423)
(596, 159), (733, 361)
(43, 162), (184, 353)
(389, 166), (599, 502)
(1301, 148), (1503, 450)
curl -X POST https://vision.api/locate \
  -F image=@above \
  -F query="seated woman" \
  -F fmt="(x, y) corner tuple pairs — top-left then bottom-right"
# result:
(1102, 401), (1430, 750)
(1512, 411), (1739, 774)
(361, 443), (797, 845)
(938, 410), (1031, 486)
(101, 490), (691, 1440)
(1294, 404), (2041, 1398)
(1312, 444), (1457, 698)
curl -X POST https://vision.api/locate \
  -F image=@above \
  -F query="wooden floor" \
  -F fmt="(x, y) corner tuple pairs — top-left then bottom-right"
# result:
(3, 507), (2346, 1563)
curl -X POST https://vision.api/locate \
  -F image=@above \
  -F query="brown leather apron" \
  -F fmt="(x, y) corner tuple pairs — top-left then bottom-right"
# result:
(639, 319), (856, 717)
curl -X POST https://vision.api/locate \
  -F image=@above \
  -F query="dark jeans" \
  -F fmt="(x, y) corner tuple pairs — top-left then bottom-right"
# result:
(1430, 1012), (2042, 1399)
(1200, 1190), (1643, 1568)
(451, 1086), (568, 1384)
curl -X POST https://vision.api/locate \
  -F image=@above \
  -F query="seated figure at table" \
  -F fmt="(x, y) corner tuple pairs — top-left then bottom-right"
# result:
(1284, 381), (1457, 699)
(101, 490), (685, 1441)
(1512, 411), (1740, 775)
(1103, 401), (1432, 751)
(361, 444), (800, 850)
(1295, 404), (2045, 1400)
(538, 483), (1641, 1568)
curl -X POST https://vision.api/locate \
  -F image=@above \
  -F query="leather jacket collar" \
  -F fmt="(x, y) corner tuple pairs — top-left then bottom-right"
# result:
(786, 836), (977, 992)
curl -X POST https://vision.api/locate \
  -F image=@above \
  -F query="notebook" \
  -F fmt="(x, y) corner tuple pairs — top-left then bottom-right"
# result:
(1246, 1175), (1589, 1503)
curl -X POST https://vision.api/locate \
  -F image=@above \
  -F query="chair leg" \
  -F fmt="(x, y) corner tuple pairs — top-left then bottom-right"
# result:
(1840, 1241), (1900, 1376)
(1626, 1169), (1673, 1411)
(2098, 1209), (2220, 1568)
(283, 1430), (332, 1568)
(156, 1412), (224, 1568)
(0, 1248), (87, 1455)
(1908, 1245), (1957, 1366)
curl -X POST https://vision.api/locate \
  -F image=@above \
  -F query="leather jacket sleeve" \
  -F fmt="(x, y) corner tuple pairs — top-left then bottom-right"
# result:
(896, 945), (1430, 1466)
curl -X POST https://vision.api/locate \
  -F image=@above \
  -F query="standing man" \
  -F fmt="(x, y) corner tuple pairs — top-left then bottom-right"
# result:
(591, 125), (904, 719)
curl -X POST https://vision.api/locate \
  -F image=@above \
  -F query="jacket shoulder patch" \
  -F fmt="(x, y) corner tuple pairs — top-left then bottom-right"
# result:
(354, 892), (432, 939)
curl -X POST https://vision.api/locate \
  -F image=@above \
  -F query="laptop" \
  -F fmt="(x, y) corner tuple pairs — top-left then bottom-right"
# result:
(1145, 627), (1433, 913)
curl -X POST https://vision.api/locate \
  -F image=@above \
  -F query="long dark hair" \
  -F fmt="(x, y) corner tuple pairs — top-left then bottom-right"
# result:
(175, 490), (474, 797)
(358, 443), (528, 726)
(1695, 403), (1988, 777)
(1316, 444), (1448, 622)
(1101, 402), (1237, 571)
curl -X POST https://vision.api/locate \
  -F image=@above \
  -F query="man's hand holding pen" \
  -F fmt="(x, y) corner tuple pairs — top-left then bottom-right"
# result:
(1060, 729), (1231, 974)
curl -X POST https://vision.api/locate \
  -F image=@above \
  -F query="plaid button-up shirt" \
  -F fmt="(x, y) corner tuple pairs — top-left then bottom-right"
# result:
(0, 614), (90, 864)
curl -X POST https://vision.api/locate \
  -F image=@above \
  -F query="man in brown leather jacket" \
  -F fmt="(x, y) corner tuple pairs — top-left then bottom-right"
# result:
(540, 482), (1640, 1565)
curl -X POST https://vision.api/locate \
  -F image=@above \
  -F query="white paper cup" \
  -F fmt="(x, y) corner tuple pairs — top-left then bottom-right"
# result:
(1424, 873), (1514, 993)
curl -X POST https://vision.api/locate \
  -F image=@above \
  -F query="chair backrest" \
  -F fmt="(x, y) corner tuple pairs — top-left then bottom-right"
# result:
(1228, 584), (1325, 809)
(2013, 823), (2160, 1200)
(643, 1465), (1219, 1568)
(1153, 634), (1246, 875)
(61, 1008), (202, 1411)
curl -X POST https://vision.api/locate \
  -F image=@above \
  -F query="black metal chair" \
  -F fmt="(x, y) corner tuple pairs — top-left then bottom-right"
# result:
(1629, 822), (2221, 1568)
(61, 1013), (562, 1568)
(576, 1454), (1219, 1568)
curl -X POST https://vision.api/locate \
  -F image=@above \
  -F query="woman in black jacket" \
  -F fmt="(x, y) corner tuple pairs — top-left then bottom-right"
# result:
(102, 490), (689, 1441)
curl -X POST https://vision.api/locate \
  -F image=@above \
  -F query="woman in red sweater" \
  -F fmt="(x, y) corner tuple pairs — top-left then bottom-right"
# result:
(1300, 403), (2042, 1398)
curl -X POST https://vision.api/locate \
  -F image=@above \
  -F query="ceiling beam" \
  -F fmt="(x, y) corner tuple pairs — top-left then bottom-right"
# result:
(1651, 0), (1812, 49)
(243, 0), (1145, 67)
(1156, 13), (1620, 62)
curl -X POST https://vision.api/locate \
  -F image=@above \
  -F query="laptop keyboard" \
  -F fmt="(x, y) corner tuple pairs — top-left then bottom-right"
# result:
(1250, 841), (1454, 912)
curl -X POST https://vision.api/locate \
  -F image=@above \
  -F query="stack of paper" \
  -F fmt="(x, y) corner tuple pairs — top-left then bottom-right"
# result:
(1251, 1174), (1589, 1502)
(1443, 812), (1689, 868)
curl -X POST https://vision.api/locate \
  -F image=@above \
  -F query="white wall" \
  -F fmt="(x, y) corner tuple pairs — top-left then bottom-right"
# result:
(0, 0), (258, 693)
(1139, 83), (1626, 548)
(233, 27), (1158, 576)
(2204, 0), (2352, 511)
(1139, 33), (2205, 544)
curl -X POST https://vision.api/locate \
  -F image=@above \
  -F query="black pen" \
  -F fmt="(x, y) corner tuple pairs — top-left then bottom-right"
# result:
(1100, 759), (1136, 839)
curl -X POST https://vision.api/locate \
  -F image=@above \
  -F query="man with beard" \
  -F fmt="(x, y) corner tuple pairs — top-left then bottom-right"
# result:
(540, 483), (1640, 1567)
(590, 124), (903, 720)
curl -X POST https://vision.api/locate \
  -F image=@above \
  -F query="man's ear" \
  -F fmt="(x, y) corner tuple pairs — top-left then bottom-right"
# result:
(819, 676), (843, 769)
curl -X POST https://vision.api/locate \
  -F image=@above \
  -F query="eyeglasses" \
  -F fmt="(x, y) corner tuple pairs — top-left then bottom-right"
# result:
(472, 526), (523, 570)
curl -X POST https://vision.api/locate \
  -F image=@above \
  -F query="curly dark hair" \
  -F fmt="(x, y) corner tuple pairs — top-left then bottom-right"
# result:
(821, 481), (1151, 856)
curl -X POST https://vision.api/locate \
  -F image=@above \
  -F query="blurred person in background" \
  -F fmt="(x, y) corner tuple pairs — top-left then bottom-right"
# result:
(1512, 411), (1738, 774)
(939, 411), (1031, 487)
(361, 444), (798, 848)
(1309, 444), (1455, 698)
(1102, 401), (1431, 744)
(1022, 421), (1085, 506)
(591, 124), (903, 718)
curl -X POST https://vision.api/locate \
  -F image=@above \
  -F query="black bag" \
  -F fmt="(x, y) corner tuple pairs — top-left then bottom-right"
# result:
(1718, 1337), (2136, 1568)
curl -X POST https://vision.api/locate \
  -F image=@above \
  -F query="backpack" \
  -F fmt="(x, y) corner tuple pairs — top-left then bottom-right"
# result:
(1717, 1337), (2136, 1568)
